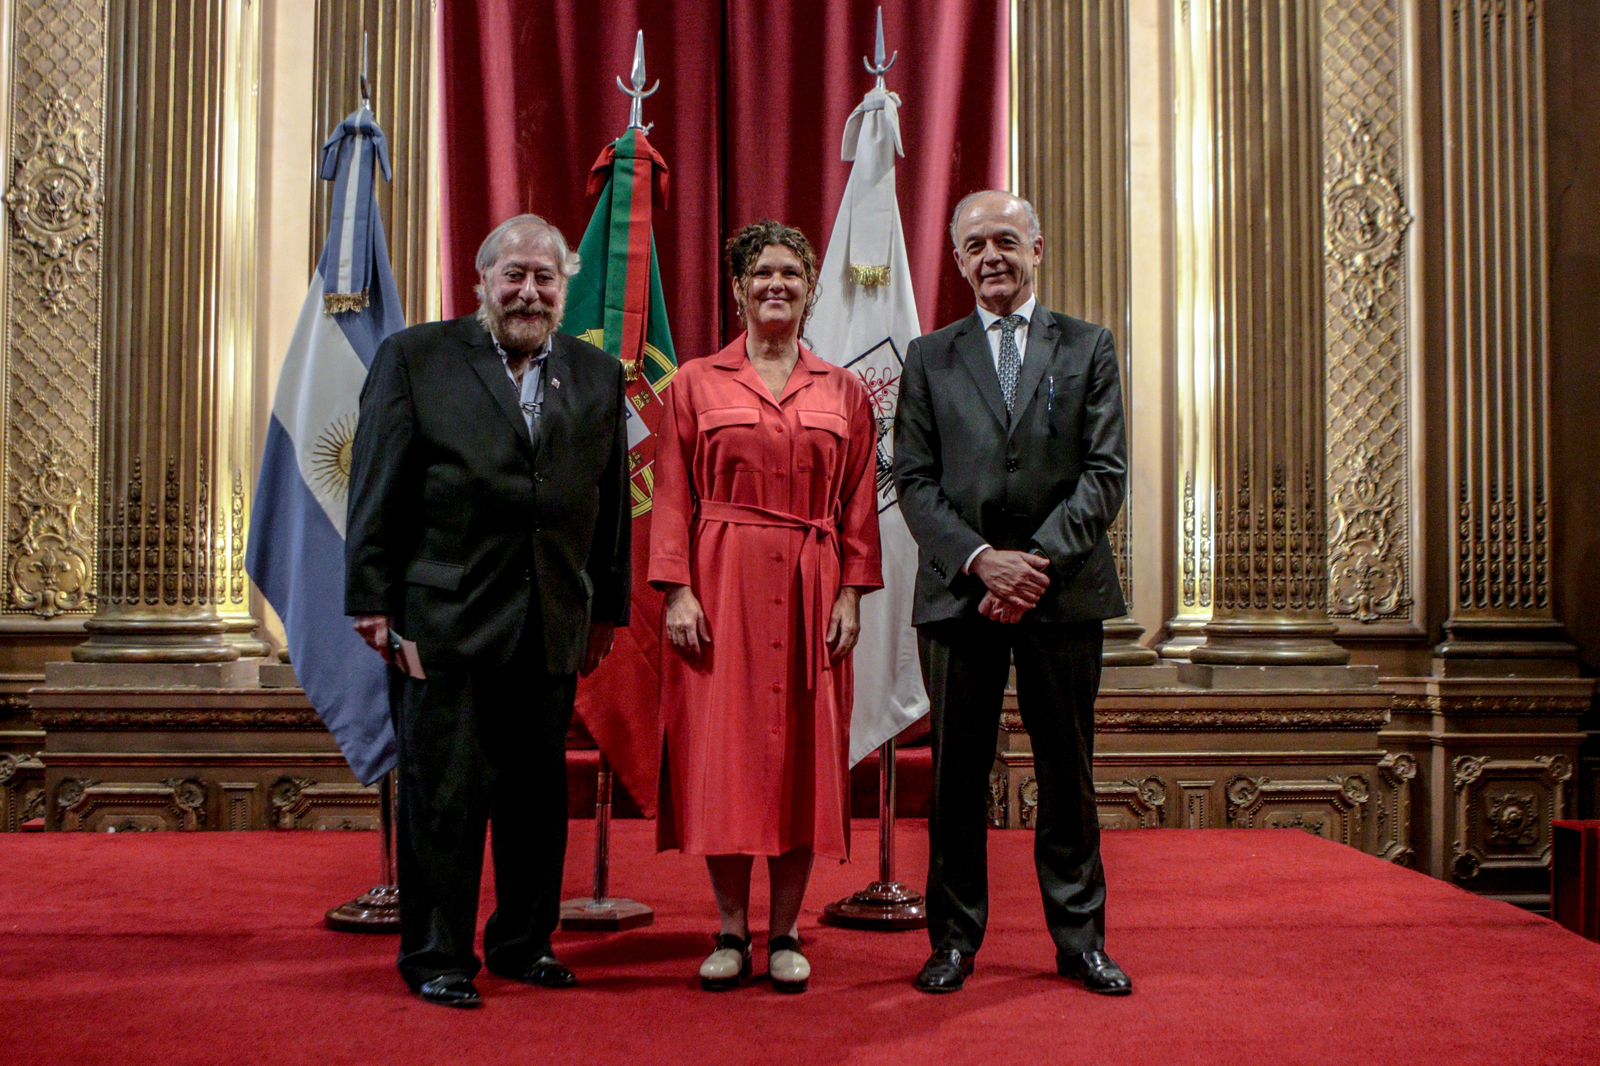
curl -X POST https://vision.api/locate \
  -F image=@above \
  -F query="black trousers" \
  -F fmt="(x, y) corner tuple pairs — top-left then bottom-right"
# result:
(919, 617), (1106, 958)
(390, 630), (576, 988)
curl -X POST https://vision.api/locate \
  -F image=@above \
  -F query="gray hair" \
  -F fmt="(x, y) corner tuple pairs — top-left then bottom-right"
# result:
(948, 190), (1041, 248)
(475, 213), (581, 278)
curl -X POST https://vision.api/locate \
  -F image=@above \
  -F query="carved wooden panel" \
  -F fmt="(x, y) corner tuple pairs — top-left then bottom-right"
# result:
(1450, 753), (1572, 881)
(269, 776), (379, 831)
(0, 750), (44, 830)
(1095, 776), (1167, 830)
(56, 777), (205, 832)
(1225, 774), (1372, 847)
(1374, 752), (1417, 866)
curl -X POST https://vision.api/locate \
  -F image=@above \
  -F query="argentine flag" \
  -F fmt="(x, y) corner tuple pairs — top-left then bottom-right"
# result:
(246, 109), (403, 784)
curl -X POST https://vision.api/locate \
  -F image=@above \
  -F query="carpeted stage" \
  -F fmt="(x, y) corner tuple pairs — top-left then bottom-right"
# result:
(5, 823), (1598, 1064)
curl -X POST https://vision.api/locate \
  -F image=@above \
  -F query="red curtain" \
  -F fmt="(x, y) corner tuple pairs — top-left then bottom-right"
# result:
(440, 0), (1010, 361)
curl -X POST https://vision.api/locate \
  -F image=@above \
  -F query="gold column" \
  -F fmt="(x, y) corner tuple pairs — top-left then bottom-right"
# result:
(1016, 0), (1158, 666)
(75, 0), (257, 663)
(309, 0), (436, 326)
(1162, 0), (1217, 658)
(1434, 0), (1573, 668)
(1190, 0), (1349, 666)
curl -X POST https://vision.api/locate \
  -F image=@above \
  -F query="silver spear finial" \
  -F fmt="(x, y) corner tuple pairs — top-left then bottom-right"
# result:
(616, 30), (660, 133)
(862, 6), (898, 91)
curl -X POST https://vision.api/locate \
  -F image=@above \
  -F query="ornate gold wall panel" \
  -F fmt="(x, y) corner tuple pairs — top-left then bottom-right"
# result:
(1016, 0), (1156, 664)
(1, 0), (107, 619)
(310, 0), (435, 326)
(1436, 0), (1565, 652)
(1322, 0), (1416, 628)
(1192, 0), (1346, 665)
(79, 0), (256, 662)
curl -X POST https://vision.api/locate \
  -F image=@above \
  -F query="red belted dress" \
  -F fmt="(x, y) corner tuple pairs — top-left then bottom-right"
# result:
(648, 336), (883, 860)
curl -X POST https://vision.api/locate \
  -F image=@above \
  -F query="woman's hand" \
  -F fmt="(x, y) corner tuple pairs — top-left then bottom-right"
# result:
(825, 587), (863, 660)
(664, 585), (712, 656)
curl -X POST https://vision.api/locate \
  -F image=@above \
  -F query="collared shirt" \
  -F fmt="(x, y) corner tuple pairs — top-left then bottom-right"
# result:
(963, 296), (1039, 575)
(495, 334), (551, 438)
(975, 294), (1037, 374)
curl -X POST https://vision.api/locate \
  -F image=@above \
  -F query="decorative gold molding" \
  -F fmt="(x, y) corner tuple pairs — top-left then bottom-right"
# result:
(1325, 117), (1411, 322)
(5, 92), (100, 313)
(2, 0), (107, 619)
(8, 449), (91, 616)
(1095, 706), (1389, 732)
(1328, 445), (1409, 621)
(32, 706), (324, 730)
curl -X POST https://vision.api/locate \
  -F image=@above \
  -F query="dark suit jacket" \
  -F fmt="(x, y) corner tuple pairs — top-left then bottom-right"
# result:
(345, 314), (631, 675)
(892, 305), (1127, 626)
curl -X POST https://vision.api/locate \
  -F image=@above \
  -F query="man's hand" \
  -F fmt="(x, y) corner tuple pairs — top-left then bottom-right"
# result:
(825, 587), (863, 660)
(581, 622), (616, 677)
(663, 585), (712, 657)
(979, 592), (1028, 624)
(352, 614), (393, 664)
(971, 548), (1051, 606)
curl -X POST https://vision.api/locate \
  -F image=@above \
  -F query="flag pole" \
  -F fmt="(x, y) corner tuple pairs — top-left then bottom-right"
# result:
(324, 38), (401, 933)
(822, 7), (925, 932)
(559, 28), (661, 934)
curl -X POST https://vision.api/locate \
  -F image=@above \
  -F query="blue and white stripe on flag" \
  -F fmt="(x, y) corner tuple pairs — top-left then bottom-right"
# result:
(246, 108), (404, 785)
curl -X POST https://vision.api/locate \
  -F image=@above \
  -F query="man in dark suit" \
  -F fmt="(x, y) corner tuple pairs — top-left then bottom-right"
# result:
(893, 190), (1132, 996)
(345, 214), (630, 1008)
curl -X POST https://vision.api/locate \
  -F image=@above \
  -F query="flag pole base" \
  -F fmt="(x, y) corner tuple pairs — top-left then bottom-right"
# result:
(821, 881), (926, 931)
(559, 896), (655, 932)
(325, 884), (401, 933)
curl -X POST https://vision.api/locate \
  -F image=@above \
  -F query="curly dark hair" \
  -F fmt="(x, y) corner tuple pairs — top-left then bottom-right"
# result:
(725, 219), (820, 332)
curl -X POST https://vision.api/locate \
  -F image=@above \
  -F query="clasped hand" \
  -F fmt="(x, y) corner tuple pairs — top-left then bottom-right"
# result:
(972, 548), (1051, 625)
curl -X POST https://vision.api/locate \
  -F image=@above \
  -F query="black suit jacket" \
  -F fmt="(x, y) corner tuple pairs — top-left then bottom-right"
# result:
(345, 315), (631, 674)
(892, 305), (1127, 626)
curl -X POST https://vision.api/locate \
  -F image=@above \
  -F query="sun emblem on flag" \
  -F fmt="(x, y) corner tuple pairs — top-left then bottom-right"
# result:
(309, 414), (357, 499)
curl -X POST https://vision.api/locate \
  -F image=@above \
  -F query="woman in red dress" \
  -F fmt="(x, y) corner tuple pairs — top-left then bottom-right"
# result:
(649, 221), (883, 993)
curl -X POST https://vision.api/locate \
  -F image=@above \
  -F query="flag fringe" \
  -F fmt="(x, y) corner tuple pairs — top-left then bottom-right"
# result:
(847, 264), (891, 289)
(322, 291), (370, 315)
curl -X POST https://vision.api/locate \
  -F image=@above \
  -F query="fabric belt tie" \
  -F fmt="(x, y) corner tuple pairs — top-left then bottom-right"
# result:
(697, 500), (840, 690)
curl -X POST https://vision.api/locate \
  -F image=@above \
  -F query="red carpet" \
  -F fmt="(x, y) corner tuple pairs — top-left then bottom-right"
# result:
(3, 823), (1598, 1065)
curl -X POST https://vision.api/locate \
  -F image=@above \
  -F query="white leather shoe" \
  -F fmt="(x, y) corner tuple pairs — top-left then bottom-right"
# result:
(768, 935), (809, 994)
(699, 933), (752, 991)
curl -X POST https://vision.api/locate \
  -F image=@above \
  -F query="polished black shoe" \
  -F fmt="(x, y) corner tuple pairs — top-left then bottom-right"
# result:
(491, 954), (578, 989)
(1056, 949), (1133, 995)
(914, 948), (975, 994)
(417, 973), (483, 1009)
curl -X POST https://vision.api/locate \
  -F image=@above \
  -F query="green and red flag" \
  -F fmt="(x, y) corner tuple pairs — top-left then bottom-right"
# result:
(563, 128), (677, 815)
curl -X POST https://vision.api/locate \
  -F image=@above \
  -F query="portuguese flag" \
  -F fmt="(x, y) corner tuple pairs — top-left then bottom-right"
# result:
(562, 128), (677, 815)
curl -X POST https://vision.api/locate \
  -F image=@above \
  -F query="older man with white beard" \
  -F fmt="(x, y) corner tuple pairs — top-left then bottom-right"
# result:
(345, 214), (632, 1009)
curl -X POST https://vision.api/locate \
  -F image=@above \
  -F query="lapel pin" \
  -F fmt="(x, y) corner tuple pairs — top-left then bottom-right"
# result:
(550, 376), (561, 389)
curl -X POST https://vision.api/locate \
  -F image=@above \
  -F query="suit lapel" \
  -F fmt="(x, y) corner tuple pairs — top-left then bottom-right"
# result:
(954, 314), (1008, 431)
(1008, 309), (1059, 440)
(533, 337), (572, 459)
(463, 322), (537, 461)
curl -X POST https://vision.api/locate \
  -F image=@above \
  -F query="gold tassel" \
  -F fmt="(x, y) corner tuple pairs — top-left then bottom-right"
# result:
(323, 290), (370, 315)
(847, 263), (891, 289)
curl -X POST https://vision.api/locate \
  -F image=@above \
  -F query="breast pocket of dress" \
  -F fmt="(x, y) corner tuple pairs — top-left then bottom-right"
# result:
(795, 408), (848, 473)
(698, 405), (763, 494)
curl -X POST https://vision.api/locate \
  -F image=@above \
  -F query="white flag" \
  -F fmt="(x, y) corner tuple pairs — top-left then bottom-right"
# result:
(807, 86), (929, 766)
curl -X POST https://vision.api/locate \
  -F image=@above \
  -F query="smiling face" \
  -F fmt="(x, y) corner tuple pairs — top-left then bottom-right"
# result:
(735, 243), (811, 337)
(480, 229), (568, 354)
(952, 191), (1044, 316)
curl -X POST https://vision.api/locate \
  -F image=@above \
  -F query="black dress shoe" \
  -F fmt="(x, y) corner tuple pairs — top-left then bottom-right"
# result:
(914, 948), (974, 994)
(417, 973), (483, 1009)
(1057, 949), (1133, 995)
(491, 954), (578, 989)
